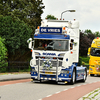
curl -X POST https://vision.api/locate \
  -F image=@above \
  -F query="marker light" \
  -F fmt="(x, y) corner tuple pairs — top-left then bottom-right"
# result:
(62, 27), (67, 34)
(69, 74), (71, 77)
(35, 34), (38, 36)
(71, 51), (73, 54)
(53, 57), (57, 59)
(31, 50), (32, 52)
(64, 35), (67, 37)
(35, 26), (39, 34)
(97, 37), (99, 39)
(37, 26), (39, 29)
(63, 27), (66, 30)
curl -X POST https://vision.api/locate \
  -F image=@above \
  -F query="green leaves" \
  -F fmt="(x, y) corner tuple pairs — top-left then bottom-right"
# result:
(46, 15), (57, 20)
(0, 0), (45, 28)
(0, 0), (44, 61)
(0, 16), (32, 55)
(0, 37), (8, 69)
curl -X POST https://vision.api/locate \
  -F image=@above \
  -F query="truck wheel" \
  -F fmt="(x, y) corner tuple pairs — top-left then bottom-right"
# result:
(33, 79), (41, 83)
(90, 74), (94, 76)
(70, 69), (76, 85)
(82, 69), (87, 82)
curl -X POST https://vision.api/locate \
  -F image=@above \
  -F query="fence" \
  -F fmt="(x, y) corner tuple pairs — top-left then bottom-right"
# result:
(0, 61), (30, 72)
(0, 61), (89, 72)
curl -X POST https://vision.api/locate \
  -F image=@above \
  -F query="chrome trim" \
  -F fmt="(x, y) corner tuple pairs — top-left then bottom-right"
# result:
(58, 78), (71, 80)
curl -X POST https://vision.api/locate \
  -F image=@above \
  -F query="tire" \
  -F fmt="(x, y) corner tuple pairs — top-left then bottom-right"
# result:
(90, 74), (94, 76)
(70, 69), (76, 85)
(33, 79), (41, 83)
(82, 69), (87, 82)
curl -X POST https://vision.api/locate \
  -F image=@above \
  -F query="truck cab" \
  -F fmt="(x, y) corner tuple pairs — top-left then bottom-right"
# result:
(88, 37), (100, 76)
(27, 19), (87, 84)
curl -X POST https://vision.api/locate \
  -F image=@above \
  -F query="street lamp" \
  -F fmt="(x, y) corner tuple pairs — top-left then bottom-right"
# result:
(61, 10), (75, 20)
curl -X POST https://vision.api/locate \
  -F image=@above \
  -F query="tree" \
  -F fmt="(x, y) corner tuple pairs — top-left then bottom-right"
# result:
(0, 0), (45, 37)
(94, 31), (100, 37)
(0, 0), (45, 61)
(84, 29), (92, 34)
(0, 37), (8, 70)
(0, 16), (32, 60)
(79, 32), (91, 56)
(79, 30), (95, 56)
(46, 15), (57, 20)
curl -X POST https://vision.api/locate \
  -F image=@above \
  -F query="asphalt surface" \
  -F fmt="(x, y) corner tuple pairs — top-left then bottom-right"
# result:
(0, 72), (100, 100)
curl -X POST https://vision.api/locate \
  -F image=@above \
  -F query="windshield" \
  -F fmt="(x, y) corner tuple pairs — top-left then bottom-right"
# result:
(90, 48), (100, 57)
(34, 39), (69, 51)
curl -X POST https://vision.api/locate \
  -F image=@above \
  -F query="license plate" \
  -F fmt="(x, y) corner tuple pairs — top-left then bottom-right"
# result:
(45, 72), (53, 74)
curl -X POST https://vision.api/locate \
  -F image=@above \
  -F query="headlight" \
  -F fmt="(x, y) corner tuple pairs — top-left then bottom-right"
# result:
(61, 70), (69, 74)
(90, 68), (93, 71)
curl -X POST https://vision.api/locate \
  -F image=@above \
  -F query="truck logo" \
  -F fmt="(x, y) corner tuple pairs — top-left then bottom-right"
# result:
(43, 53), (56, 56)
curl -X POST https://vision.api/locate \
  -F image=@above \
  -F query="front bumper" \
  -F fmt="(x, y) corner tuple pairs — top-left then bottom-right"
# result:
(31, 72), (71, 82)
(89, 65), (100, 75)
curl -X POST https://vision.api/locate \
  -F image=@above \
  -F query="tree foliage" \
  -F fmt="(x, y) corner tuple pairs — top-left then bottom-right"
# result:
(79, 30), (95, 56)
(0, 16), (32, 58)
(46, 15), (57, 20)
(94, 31), (100, 37)
(0, 0), (45, 34)
(0, 0), (44, 61)
(0, 37), (8, 69)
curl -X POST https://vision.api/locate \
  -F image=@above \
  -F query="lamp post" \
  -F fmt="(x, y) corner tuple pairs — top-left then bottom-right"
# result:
(61, 10), (75, 20)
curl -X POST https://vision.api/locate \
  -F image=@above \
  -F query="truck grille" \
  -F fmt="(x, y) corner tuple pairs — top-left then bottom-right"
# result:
(36, 59), (62, 67)
(96, 41), (100, 45)
(95, 65), (100, 72)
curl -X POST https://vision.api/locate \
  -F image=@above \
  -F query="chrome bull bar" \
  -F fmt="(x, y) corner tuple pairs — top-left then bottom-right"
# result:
(36, 55), (63, 81)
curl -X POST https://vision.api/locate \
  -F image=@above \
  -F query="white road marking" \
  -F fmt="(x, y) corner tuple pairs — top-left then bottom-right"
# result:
(46, 94), (52, 97)
(55, 91), (61, 94)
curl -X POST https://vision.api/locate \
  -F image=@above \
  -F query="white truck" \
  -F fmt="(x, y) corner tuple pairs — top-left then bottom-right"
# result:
(27, 19), (87, 84)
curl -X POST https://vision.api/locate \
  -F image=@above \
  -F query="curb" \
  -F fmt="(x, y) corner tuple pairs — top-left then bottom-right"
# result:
(0, 73), (31, 82)
(0, 77), (30, 82)
(78, 88), (100, 100)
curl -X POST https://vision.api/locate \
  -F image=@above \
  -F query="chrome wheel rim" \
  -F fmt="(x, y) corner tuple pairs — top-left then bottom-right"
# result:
(73, 71), (75, 83)
(84, 71), (86, 80)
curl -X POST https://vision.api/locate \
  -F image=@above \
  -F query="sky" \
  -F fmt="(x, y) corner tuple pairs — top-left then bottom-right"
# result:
(41, 0), (100, 32)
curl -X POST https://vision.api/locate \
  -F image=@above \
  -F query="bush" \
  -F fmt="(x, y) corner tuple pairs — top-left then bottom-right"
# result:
(78, 57), (82, 66)
(80, 56), (89, 65)
(0, 37), (8, 72)
(0, 16), (32, 61)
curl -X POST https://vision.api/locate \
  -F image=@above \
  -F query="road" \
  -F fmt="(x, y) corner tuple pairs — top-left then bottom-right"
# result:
(0, 75), (100, 100)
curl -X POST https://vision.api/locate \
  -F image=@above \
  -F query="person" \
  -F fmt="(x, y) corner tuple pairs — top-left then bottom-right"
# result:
(39, 41), (42, 47)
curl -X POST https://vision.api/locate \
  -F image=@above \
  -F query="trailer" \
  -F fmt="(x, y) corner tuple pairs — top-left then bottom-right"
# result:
(27, 19), (87, 84)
